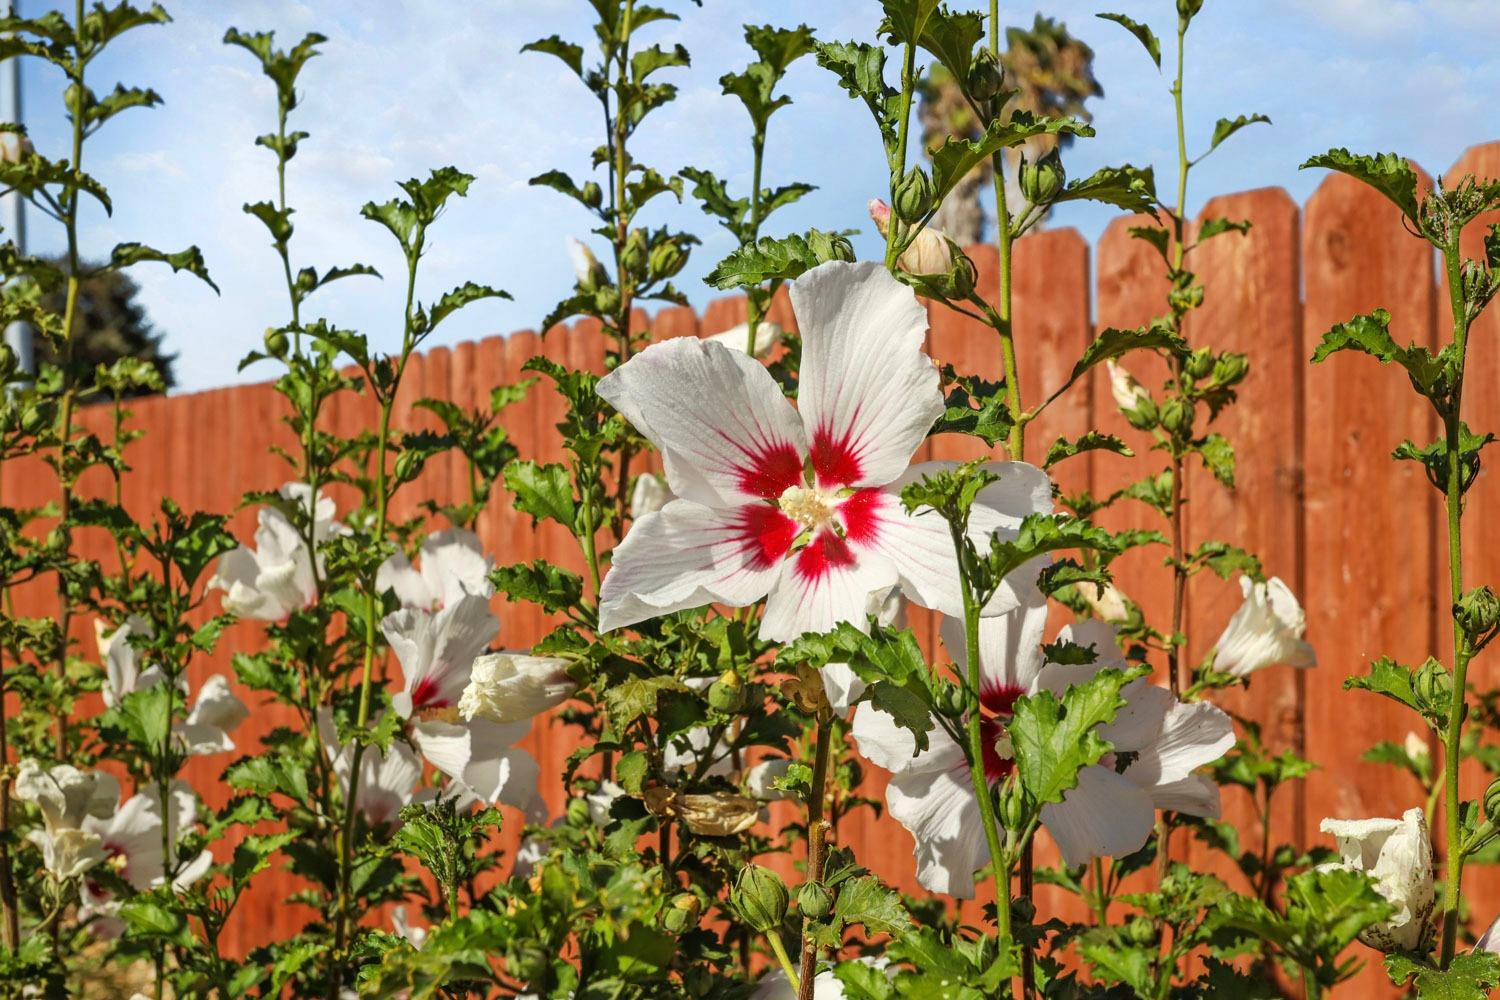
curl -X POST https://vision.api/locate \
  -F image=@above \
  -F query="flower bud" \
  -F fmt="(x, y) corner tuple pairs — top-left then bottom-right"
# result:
(1403, 731), (1429, 764)
(568, 237), (609, 290)
(935, 683), (966, 720)
(867, 198), (893, 234)
(1211, 353), (1249, 387)
(662, 892), (702, 934)
(1456, 586), (1500, 641)
(967, 48), (1004, 102)
(731, 864), (788, 933)
(1485, 778), (1500, 825)
(1159, 397), (1195, 436)
(893, 167), (935, 222)
(566, 794), (593, 827)
(796, 882), (835, 921)
(581, 181), (603, 209)
(649, 240), (688, 281)
(1126, 916), (1157, 946)
(1018, 148), (1065, 206)
(707, 670), (745, 713)
(950, 251), (977, 299)
(1414, 659), (1452, 721)
(1106, 360), (1151, 413)
(45, 525), (71, 555)
(0, 131), (33, 164)
(998, 776), (1026, 833)
(263, 327), (289, 359)
(1184, 347), (1214, 380)
(620, 228), (649, 274)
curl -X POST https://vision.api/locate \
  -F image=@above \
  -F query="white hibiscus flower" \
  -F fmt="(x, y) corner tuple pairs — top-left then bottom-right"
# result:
(458, 652), (575, 726)
(852, 590), (1234, 895)
(13, 759), (119, 879)
(79, 783), (212, 937)
(1211, 575), (1316, 677)
(630, 473), (674, 520)
(867, 199), (955, 276)
(317, 708), (422, 827)
(595, 260), (1052, 642)
(706, 320), (782, 359)
(377, 528), (493, 611)
(210, 483), (344, 620)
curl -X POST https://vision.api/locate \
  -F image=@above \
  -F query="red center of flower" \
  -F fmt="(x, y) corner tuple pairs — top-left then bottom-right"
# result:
(979, 684), (1027, 783)
(811, 424), (863, 488)
(409, 676), (449, 711)
(735, 440), (805, 499)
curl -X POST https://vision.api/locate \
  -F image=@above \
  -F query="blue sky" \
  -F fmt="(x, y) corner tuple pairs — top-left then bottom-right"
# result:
(16, 0), (1500, 392)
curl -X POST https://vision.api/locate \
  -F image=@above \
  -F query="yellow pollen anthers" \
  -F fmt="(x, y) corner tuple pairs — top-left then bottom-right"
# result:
(777, 485), (837, 531)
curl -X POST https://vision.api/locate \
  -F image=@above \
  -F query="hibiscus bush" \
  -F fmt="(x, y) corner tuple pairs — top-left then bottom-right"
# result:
(1, 1), (1499, 999)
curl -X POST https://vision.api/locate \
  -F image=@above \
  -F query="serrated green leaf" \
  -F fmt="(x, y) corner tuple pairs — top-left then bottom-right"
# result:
(1011, 667), (1136, 806)
(1097, 13), (1161, 67)
(1302, 148), (1421, 223)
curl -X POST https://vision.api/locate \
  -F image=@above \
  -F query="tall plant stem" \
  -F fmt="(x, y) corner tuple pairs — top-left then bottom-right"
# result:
(609, 0), (638, 538)
(745, 137), (766, 355)
(1438, 241), (1471, 968)
(796, 711), (835, 1000)
(961, 582), (1012, 988)
(988, 0), (1022, 465)
(884, 41), (917, 269)
(0, 645), (15, 951)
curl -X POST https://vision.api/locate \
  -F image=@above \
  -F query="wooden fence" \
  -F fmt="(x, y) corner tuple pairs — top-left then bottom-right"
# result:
(8, 141), (1500, 992)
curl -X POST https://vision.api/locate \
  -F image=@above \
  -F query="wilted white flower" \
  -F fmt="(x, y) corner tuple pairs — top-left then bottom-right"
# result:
(1081, 581), (1130, 623)
(868, 198), (954, 275)
(596, 261), (1052, 642)
(94, 617), (248, 756)
(1211, 576), (1316, 678)
(458, 652), (575, 725)
(1319, 807), (1434, 953)
(630, 473), (674, 519)
(0, 130), (33, 164)
(14, 760), (118, 880)
(377, 529), (493, 611)
(706, 321), (782, 358)
(210, 483), (344, 620)
(1105, 359), (1151, 412)
(568, 237), (608, 288)
(853, 591), (1234, 894)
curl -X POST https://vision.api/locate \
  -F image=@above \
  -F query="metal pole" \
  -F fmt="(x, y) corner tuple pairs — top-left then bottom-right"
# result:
(1, 1), (30, 375)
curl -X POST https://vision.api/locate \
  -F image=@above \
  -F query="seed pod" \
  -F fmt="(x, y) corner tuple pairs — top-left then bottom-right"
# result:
(796, 882), (835, 921)
(731, 864), (788, 933)
(707, 670), (745, 713)
(662, 892), (702, 934)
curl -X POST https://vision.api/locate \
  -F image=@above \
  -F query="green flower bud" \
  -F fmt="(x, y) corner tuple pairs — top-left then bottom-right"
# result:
(393, 449), (423, 484)
(565, 795), (592, 826)
(45, 525), (70, 555)
(594, 284), (621, 317)
(263, 327), (289, 359)
(1414, 659), (1453, 721)
(1456, 586), (1500, 640)
(649, 240), (688, 281)
(1159, 397), (1196, 436)
(950, 251), (977, 299)
(19, 402), (50, 437)
(581, 181), (603, 209)
(1485, 778), (1500, 824)
(707, 670), (745, 713)
(998, 776), (1026, 833)
(620, 228), (649, 274)
(893, 167), (935, 222)
(796, 882), (835, 921)
(1123, 397), (1158, 432)
(1211, 353), (1250, 387)
(1169, 283), (1204, 313)
(1018, 148), (1066, 206)
(1184, 347), (1214, 380)
(935, 683), (966, 720)
(731, 864), (788, 933)
(1126, 916), (1157, 946)
(967, 48), (1004, 102)
(662, 892), (702, 934)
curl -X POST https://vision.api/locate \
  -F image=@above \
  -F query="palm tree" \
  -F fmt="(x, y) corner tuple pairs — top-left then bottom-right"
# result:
(921, 14), (1103, 244)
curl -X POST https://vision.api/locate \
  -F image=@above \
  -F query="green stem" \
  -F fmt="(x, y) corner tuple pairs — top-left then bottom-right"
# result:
(989, 0), (1022, 464)
(767, 932), (801, 993)
(746, 136), (765, 356)
(1090, 857), (1109, 924)
(1438, 242), (1471, 968)
(885, 41), (917, 269)
(962, 580), (1013, 983)
(796, 713), (835, 1000)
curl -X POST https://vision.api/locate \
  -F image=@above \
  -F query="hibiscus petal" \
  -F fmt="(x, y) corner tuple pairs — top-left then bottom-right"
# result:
(791, 261), (942, 489)
(1127, 701), (1235, 787)
(1040, 765), (1156, 867)
(598, 500), (792, 633)
(940, 584), (1049, 695)
(383, 594), (499, 715)
(597, 336), (807, 508)
(759, 528), (898, 642)
(886, 765), (989, 898)
(850, 702), (964, 775)
(1149, 774), (1222, 817)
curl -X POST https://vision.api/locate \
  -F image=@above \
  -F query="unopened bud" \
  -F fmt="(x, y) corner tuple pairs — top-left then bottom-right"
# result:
(936, 684), (966, 720)
(998, 775), (1026, 832)
(1211, 353), (1249, 387)
(707, 670), (746, 713)
(1184, 347), (1214, 380)
(1456, 586), (1500, 640)
(950, 251), (977, 298)
(1159, 397), (1195, 436)
(565, 795), (592, 826)
(1485, 778), (1500, 824)
(1018, 148), (1065, 205)
(0, 131), (33, 165)
(731, 865), (788, 933)
(662, 892), (702, 934)
(263, 327), (289, 359)
(967, 48), (1004, 102)
(620, 228), (649, 273)
(1126, 916), (1157, 946)
(581, 181), (603, 209)
(649, 240), (688, 281)
(894, 167), (935, 222)
(568, 238), (609, 290)
(796, 882), (835, 921)
(1414, 659), (1453, 721)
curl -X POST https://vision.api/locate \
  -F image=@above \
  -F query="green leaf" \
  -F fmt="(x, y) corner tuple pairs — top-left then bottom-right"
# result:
(1044, 432), (1133, 469)
(832, 874), (909, 935)
(490, 561), (584, 614)
(1302, 148), (1421, 223)
(631, 43), (689, 84)
(1310, 309), (1453, 403)
(1206, 114), (1271, 156)
(424, 281), (510, 334)
(605, 675), (687, 725)
(1198, 433), (1236, 487)
(932, 366), (1013, 446)
(105, 242), (219, 293)
(878, 0), (943, 47)
(1048, 324), (1189, 407)
(917, 7), (985, 83)
(815, 41), (900, 157)
(705, 229), (855, 289)
(118, 898), (192, 947)
(522, 34), (585, 78)
(1392, 423), (1494, 495)
(1097, 13), (1161, 68)
(1394, 952), (1500, 1000)
(1198, 216), (1252, 243)
(1011, 666), (1138, 806)
(503, 461), (577, 530)
(231, 832), (296, 891)
(1343, 657), (1422, 714)
(1053, 164), (1158, 214)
